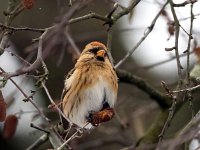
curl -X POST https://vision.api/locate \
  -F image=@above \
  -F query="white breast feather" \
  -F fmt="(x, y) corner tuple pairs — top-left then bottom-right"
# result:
(70, 76), (116, 129)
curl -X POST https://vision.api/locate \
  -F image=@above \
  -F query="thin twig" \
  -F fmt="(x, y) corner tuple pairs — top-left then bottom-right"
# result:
(167, 110), (200, 150)
(41, 82), (72, 125)
(185, 2), (194, 85)
(30, 123), (50, 134)
(112, 0), (141, 22)
(107, 28), (113, 52)
(173, 0), (197, 7)
(57, 130), (79, 150)
(0, 67), (50, 123)
(114, 1), (168, 68)
(172, 84), (200, 93)
(64, 30), (81, 57)
(0, 23), (44, 33)
(1, 30), (48, 79)
(179, 13), (200, 22)
(26, 134), (49, 150)
(57, 123), (88, 150)
(69, 12), (111, 24)
(0, 0), (25, 55)
(168, 0), (183, 85)
(135, 51), (193, 71)
(156, 82), (176, 150)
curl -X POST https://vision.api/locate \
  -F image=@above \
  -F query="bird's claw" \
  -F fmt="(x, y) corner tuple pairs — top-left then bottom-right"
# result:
(86, 111), (100, 127)
(86, 108), (115, 127)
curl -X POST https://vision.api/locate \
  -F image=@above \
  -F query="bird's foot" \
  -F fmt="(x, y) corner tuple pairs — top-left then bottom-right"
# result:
(87, 108), (115, 127)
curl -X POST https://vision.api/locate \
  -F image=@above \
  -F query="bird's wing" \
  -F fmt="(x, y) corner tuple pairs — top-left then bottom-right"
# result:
(60, 68), (75, 129)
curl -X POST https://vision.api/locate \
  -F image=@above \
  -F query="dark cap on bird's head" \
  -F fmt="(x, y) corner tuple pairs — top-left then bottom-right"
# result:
(85, 41), (107, 51)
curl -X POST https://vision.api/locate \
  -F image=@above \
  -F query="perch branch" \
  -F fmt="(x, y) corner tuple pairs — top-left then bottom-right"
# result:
(117, 69), (171, 108)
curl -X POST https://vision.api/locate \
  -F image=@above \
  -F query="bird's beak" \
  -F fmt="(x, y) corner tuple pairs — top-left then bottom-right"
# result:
(96, 50), (106, 58)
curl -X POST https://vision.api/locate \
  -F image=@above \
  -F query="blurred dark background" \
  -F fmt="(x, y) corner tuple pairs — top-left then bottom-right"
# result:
(1, 0), (200, 150)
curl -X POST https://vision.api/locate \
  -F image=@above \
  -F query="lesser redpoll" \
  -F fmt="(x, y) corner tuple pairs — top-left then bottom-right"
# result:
(61, 41), (118, 129)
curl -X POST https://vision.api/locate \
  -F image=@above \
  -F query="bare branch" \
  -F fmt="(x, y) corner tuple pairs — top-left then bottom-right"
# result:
(115, 1), (168, 68)
(117, 69), (171, 108)
(156, 82), (176, 150)
(172, 84), (200, 93)
(168, 0), (183, 85)
(0, 68), (50, 123)
(26, 134), (49, 150)
(135, 51), (193, 71)
(0, 23), (44, 33)
(112, 0), (141, 22)
(185, 2), (195, 85)
(173, 0), (197, 7)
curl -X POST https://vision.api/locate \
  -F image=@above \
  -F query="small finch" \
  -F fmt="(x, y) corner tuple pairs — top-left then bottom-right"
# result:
(61, 41), (118, 129)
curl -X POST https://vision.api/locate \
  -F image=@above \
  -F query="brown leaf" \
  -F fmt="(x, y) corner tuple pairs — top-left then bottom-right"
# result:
(3, 115), (18, 140)
(0, 91), (6, 122)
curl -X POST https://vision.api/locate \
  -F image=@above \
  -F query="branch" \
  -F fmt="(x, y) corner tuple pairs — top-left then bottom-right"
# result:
(156, 82), (177, 150)
(116, 69), (171, 108)
(168, 0), (183, 85)
(49, 128), (67, 149)
(57, 123), (89, 150)
(135, 109), (169, 148)
(0, 23), (45, 33)
(64, 30), (81, 57)
(136, 51), (193, 71)
(172, 84), (200, 93)
(114, 1), (168, 68)
(0, 0), (25, 55)
(185, 2), (195, 85)
(69, 12), (111, 24)
(0, 68), (50, 123)
(112, 0), (141, 22)
(1, 30), (48, 79)
(173, 0), (197, 7)
(167, 108), (200, 150)
(41, 82), (72, 125)
(26, 134), (49, 150)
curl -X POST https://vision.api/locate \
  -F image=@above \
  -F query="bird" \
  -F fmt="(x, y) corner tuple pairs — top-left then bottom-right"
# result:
(60, 41), (118, 129)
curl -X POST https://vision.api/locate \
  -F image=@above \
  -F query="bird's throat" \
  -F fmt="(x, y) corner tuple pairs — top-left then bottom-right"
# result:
(96, 56), (104, 62)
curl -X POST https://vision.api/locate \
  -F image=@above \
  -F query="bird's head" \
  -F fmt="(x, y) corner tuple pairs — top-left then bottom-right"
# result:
(77, 41), (113, 64)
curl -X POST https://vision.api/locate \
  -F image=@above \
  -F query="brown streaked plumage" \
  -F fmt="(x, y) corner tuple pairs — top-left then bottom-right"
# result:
(61, 41), (118, 129)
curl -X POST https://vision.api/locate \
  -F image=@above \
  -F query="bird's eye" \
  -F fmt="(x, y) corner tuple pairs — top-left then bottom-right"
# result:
(89, 47), (101, 53)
